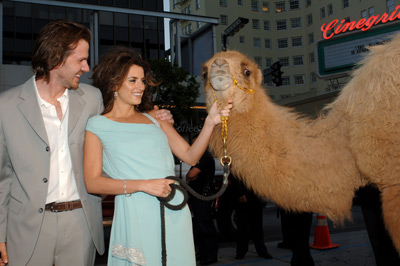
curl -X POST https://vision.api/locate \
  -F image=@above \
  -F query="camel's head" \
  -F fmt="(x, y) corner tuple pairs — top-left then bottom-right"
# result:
(202, 50), (263, 113)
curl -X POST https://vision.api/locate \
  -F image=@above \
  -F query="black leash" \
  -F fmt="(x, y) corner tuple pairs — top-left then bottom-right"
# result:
(157, 163), (230, 266)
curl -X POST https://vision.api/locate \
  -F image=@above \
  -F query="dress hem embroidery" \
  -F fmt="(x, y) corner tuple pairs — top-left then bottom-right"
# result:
(112, 244), (146, 265)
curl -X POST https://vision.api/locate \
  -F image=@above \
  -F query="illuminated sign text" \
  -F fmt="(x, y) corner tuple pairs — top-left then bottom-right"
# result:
(321, 5), (400, 39)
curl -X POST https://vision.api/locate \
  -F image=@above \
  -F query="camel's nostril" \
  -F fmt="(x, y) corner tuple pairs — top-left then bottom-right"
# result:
(214, 58), (228, 67)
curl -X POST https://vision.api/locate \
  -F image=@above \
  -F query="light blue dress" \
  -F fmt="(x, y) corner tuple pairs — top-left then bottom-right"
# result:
(86, 114), (195, 266)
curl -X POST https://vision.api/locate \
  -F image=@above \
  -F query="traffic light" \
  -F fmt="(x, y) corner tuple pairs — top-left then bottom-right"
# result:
(271, 61), (283, 86)
(224, 17), (249, 37)
(222, 17), (249, 51)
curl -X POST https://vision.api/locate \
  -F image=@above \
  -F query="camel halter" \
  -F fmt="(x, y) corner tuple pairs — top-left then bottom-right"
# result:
(211, 76), (255, 183)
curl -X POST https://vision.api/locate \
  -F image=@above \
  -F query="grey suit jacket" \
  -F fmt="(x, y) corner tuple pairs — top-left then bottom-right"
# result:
(0, 76), (105, 265)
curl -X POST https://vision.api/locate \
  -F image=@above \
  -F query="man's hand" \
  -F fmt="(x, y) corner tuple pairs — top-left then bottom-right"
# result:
(0, 242), (8, 266)
(153, 105), (174, 125)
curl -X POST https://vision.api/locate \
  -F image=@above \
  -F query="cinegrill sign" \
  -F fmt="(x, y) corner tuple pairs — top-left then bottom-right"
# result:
(316, 23), (400, 78)
(321, 5), (400, 40)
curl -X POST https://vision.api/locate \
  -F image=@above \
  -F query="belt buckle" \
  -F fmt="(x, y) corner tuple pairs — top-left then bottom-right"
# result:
(50, 203), (59, 213)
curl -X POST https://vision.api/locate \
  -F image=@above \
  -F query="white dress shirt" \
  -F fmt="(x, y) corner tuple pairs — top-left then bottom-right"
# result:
(34, 83), (80, 204)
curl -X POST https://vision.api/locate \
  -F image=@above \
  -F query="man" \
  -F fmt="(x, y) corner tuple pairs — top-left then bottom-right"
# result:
(0, 20), (172, 266)
(186, 146), (218, 265)
(230, 176), (273, 261)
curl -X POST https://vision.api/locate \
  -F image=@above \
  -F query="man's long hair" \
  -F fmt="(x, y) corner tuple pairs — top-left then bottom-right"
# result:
(32, 19), (91, 82)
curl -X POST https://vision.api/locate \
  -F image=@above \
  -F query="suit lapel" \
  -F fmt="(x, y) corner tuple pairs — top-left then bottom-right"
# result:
(18, 77), (49, 145)
(68, 88), (85, 136)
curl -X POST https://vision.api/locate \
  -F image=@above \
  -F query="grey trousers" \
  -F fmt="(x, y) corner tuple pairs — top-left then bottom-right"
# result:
(26, 208), (96, 266)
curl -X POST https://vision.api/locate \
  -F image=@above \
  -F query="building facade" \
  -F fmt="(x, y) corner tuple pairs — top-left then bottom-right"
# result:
(0, 0), (169, 91)
(170, 0), (400, 102)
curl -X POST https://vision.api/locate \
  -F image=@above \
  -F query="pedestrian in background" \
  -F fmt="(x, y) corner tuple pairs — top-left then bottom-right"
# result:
(186, 142), (219, 265)
(230, 176), (273, 260)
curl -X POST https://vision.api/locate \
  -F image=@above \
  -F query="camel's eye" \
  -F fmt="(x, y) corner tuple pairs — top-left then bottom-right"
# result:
(244, 69), (251, 77)
(201, 70), (208, 80)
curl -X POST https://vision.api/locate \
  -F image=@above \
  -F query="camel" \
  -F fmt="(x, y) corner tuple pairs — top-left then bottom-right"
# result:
(201, 33), (400, 253)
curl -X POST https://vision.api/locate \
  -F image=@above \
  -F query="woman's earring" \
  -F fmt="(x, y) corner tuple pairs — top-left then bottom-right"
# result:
(114, 91), (118, 98)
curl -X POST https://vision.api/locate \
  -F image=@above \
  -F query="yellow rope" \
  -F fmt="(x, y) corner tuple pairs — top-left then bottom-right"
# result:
(209, 76), (254, 167)
(233, 78), (255, 95)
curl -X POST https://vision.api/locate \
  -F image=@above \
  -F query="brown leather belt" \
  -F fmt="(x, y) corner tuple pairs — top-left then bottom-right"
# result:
(45, 200), (82, 212)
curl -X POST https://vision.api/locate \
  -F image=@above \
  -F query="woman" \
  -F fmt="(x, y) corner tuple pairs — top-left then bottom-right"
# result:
(83, 46), (232, 266)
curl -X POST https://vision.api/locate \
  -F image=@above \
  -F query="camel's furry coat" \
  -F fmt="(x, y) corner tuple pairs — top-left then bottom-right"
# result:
(202, 33), (400, 252)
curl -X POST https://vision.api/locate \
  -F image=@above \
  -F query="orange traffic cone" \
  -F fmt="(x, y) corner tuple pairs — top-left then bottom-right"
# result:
(310, 215), (339, 250)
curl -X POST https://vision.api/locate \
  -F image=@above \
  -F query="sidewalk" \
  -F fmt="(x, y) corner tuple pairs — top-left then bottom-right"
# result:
(210, 229), (375, 266)
(95, 229), (375, 266)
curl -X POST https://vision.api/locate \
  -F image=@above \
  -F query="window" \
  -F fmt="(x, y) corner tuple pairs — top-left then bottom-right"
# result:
(238, 0), (243, 5)
(309, 52), (315, 63)
(282, 76), (290, 86)
(343, 0), (349, 8)
(196, 0), (200, 9)
(188, 24), (192, 34)
(221, 15), (228, 25)
(289, 0), (300, 10)
(294, 75), (305, 85)
(253, 37), (261, 48)
(328, 4), (333, 15)
(308, 33), (314, 44)
(276, 20), (287, 30)
(279, 57), (289, 67)
(239, 36), (245, 44)
(197, 21), (201, 29)
(369, 7), (375, 17)
(361, 10), (367, 18)
(262, 2), (269, 12)
(291, 17), (301, 28)
(173, 0), (179, 9)
(220, 0), (227, 7)
(307, 13), (313, 25)
(254, 56), (262, 66)
(251, 0), (259, 11)
(280, 94), (292, 99)
(293, 55), (304, 66)
(278, 38), (288, 49)
(265, 80), (273, 86)
(264, 20), (270, 30)
(252, 19), (260, 29)
(265, 57), (272, 67)
(292, 36), (302, 47)
(311, 72), (317, 82)
(387, 0), (395, 13)
(182, 24), (192, 35)
(320, 7), (326, 19)
(183, 5), (191, 14)
(264, 38), (271, 48)
(275, 1), (285, 13)
(306, 0), (311, 7)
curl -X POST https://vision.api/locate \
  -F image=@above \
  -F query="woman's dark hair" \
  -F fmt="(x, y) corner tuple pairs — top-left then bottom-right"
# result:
(92, 46), (159, 115)
(32, 19), (91, 82)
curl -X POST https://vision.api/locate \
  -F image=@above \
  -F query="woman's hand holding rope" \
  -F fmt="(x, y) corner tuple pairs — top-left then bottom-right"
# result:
(208, 99), (233, 125)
